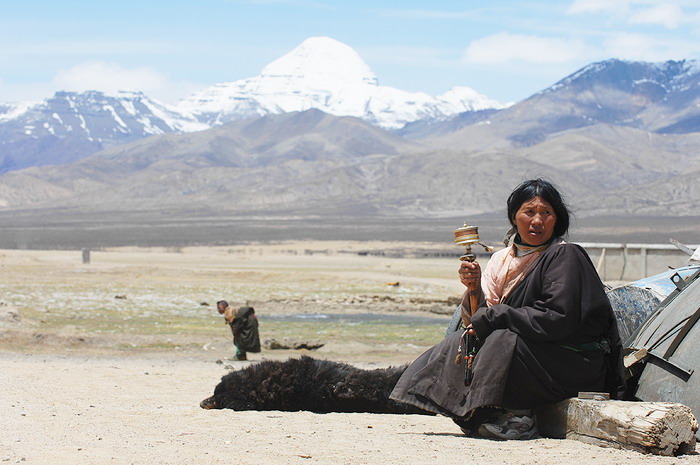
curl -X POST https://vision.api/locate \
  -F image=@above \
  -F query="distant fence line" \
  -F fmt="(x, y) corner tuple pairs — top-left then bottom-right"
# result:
(234, 242), (697, 283)
(343, 242), (698, 283)
(577, 242), (698, 282)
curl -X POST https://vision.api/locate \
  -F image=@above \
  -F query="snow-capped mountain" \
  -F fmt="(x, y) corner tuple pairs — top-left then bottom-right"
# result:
(175, 36), (505, 129)
(547, 59), (700, 95)
(0, 36), (505, 172)
(0, 90), (208, 172)
(434, 57), (700, 154)
(0, 101), (37, 123)
(6, 90), (206, 140)
(541, 58), (700, 134)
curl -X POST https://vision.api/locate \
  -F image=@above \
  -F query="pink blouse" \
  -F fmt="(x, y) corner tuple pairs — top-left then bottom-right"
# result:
(481, 244), (546, 306)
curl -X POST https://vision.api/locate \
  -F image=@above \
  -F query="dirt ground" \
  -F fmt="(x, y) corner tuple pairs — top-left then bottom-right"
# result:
(1, 243), (698, 465)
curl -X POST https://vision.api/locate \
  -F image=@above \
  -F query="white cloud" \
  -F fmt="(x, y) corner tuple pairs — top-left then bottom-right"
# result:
(0, 61), (211, 105)
(51, 61), (168, 95)
(369, 8), (475, 20)
(362, 45), (455, 67)
(603, 32), (698, 61)
(0, 82), (55, 105)
(567, 0), (695, 29)
(463, 33), (589, 65)
(566, 0), (632, 14)
(629, 4), (684, 28)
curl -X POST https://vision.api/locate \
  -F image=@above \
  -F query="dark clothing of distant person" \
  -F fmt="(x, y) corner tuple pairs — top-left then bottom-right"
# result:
(230, 306), (261, 359)
(220, 301), (261, 361)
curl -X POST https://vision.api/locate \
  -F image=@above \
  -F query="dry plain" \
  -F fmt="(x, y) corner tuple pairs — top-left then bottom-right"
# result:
(1, 242), (698, 465)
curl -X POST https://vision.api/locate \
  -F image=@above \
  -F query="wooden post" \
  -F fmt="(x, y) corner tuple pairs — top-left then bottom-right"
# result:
(82, 248), (90, 264)
(535, 398), (698, 456)
(595, 248), (606, 281)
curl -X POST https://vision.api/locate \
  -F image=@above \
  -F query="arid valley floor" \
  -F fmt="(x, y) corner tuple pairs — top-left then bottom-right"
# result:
(1, 242), (699, 464)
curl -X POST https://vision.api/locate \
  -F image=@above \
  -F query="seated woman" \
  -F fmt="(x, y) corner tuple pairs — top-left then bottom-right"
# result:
(390, 178), (625, 440)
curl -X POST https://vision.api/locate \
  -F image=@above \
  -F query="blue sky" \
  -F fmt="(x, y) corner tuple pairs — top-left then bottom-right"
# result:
(2, 0), (699, 105)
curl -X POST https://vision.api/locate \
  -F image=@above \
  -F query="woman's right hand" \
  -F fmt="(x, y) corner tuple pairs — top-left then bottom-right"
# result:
(458, 260), (481, 289)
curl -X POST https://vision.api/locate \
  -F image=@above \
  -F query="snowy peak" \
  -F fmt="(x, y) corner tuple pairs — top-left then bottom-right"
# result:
(177, 37), (504, 129)
(260, 36), (378, 88)
(0, 101), (38, 123)
(436, 86), (507, 111)
(176, 36), (380, 123)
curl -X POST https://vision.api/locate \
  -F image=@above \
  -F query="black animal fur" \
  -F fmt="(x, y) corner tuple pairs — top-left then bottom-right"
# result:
(205, 355), (429, 415)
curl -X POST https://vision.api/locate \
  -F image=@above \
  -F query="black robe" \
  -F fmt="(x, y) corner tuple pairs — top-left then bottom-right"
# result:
(232, 307), (261, 353)
(390, 240), (625, 418)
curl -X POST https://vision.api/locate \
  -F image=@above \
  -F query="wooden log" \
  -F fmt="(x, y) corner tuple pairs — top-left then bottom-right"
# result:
(535, 398), (698, 456)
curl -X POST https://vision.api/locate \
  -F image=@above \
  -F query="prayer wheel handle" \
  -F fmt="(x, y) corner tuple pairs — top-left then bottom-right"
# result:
(454, 222), (493, 316)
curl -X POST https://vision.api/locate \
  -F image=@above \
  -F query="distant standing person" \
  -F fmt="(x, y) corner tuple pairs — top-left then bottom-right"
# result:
(216, 300), (261, 361)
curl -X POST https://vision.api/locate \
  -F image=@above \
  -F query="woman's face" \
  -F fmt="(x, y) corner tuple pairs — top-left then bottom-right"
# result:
(513, 196), (557, 246)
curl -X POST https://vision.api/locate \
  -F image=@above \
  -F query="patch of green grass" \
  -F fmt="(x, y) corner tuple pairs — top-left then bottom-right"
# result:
(259, 320), (445, 346)
(115, 341), (203, 351)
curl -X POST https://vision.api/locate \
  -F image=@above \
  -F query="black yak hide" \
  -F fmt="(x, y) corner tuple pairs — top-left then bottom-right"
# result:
(200, 355), (430, 415)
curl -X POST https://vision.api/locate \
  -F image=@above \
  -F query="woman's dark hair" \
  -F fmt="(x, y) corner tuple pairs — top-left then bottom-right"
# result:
(507, 178), (571, 238)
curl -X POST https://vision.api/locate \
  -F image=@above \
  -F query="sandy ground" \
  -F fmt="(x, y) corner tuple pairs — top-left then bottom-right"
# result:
(1, 244), (699, 464)
(3, 352), (699, 465)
